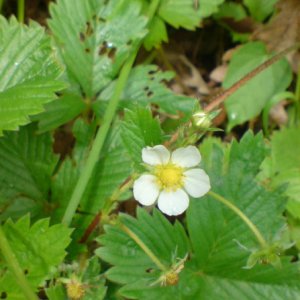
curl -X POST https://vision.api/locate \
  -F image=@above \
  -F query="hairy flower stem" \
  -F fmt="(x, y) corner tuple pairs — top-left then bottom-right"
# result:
(121, 224), (168, 272)
(62, 0), (162, 226)
(208, 191), (268, 249)
(17, 0), (25, 23)
(0, 226), (39, 300)
(205, 44), (299, 113)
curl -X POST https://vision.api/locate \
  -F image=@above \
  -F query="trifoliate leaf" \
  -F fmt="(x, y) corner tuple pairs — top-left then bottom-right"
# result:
(223, 42), (292, 130)
(97, 177), (300, 300)
(184, 131), (300, 299)
(0, 17), (65, 135)
(189, 132), (284, 264)
(96, 65), (196, 117)
(0, 215), (72, 299)
(96, 208), (190, 292)
(243, 0), (278, 21)
(0, 124), (59, 221)
(121, 107), (163, 170)
(48, 0), (147, 97)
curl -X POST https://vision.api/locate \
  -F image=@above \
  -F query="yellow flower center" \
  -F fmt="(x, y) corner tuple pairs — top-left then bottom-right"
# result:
(155, 163), (184, 191)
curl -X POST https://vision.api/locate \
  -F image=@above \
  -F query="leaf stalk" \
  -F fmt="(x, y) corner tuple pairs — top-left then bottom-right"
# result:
(121, 223), (168, 272)
(0, 226), (39, 300)
(208, 190), (268, 249)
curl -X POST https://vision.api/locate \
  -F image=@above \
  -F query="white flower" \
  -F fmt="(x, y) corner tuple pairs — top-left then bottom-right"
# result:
(133, 145), (210, 216)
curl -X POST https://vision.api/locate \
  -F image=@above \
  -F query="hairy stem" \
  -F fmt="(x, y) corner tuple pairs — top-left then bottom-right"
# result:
(208, 191), (268, 249)
(62, 0), (161, 226)
(0, 226), (39, 300)
(205, 44), (299, 113)
(121, 224), (167, 272)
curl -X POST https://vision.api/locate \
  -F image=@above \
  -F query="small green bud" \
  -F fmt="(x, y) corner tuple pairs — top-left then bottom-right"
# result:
(192, 111), (211, 129)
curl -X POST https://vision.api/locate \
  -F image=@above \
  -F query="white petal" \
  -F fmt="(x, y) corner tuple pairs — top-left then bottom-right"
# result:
(142, 145), (170, 166)
(133, 175), (160, 206)
(171, 146), (201, 168)
(183, 169), (210, 198)
(157, 189), (189, 216)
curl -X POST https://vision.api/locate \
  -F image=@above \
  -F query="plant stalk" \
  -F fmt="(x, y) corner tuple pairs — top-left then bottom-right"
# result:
(62, 0), (161, 226)
(208, 191), (268, 249)
(204, 44), (299, 113)
(0, 226), (39, 300)
(0, 0), (4, 13)
(121, 224), (167, 272)
(17, 0), (25, 23)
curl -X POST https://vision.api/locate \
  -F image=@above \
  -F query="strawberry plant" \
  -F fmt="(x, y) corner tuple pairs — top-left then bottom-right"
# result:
(0, 0), (300, 299)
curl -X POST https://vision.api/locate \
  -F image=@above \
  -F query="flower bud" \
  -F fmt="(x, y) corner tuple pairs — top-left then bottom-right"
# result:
(192, 111), (211, 129)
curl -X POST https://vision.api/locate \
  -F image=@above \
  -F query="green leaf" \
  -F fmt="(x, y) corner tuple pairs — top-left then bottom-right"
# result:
(46, 257), (107, 300)
(96, 65), (196, 116)
(97, 181), (300, 299)
(223, 42), (292, 130)
(214, 2), (247, 21)
(50, 119), (97, 222)
(50, 119), (131, 224)
(144, 16), (168, 50)
(80, 145), (132, 214)
(270, 126), (300, 173)
(81, 257), (107, 300)
(120, 260), (300, 299)
(121, 107), (163, 170)
(184, 132), (300, 299)
(189, 132), (284, 263)
(49, 0), (147, 97)
(0, 17), (64, 135)
(243, 0), (278, 21)
(258, 126), (300, 218)
(158, 0), (201, 30)
(34, 93), (86, 133)
(0, 215), (72, 299)
(158, 0), (224, 29)
(45, 284), (66, 300)
(96, 208), (190, 293)
(189, 259), (300, 299)
(0, 124), (59, 221)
